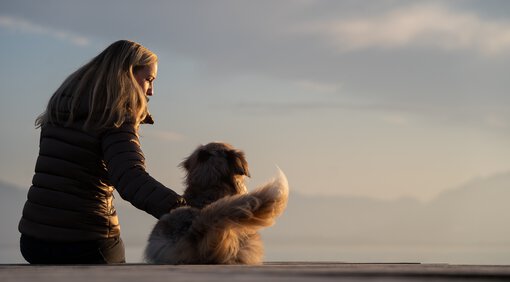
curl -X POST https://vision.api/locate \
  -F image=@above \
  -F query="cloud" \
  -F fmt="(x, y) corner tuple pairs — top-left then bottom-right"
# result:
(1, 1), (509, 134)
(484, 114), (508, 129)
(381, 114), (411, 126)
(295, 3), (510, 55)
(0, 15), (90, 46)
(294, 80), (341, 94)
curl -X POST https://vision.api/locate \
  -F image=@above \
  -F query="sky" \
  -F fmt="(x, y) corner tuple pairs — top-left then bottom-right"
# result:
(0, 0), (509, 201)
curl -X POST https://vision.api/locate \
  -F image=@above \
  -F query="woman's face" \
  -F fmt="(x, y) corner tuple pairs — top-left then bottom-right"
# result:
(134, 62), (158, 97)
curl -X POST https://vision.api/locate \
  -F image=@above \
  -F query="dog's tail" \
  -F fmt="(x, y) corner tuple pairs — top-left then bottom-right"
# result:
(189, 168), (289, 263)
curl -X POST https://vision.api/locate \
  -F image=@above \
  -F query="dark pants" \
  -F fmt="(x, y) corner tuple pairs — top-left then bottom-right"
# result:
(20, 234), (126, 264)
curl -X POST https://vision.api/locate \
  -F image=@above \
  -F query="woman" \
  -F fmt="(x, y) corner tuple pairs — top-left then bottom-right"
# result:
(18, 40), (186, 264)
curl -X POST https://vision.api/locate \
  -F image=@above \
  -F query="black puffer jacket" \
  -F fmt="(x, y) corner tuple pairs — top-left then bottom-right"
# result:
(19, 118), (184, 242)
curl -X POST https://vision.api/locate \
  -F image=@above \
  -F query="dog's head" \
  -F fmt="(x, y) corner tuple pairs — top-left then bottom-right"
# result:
(181, 142), (250, 201)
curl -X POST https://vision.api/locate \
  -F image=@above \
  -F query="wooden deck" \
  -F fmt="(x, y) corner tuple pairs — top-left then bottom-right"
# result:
(2, 262), (510, 281)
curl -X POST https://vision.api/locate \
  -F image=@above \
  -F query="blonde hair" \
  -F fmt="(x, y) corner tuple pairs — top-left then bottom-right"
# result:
(36, 40), (158, 130)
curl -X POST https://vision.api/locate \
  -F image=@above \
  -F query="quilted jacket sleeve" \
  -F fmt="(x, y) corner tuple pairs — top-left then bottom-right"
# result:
(101, 124), (185, 218)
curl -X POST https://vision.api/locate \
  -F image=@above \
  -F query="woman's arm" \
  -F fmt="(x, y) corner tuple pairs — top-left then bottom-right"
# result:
(101, 124), (185, 218)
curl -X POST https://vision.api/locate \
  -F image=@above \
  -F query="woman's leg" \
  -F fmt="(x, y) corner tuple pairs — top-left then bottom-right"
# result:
(20, 234), (125, 264)
(97, 236), (126, 263)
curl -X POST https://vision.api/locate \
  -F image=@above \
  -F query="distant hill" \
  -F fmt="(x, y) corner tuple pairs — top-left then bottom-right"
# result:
(2, 172), (510, 263)
(267, 172), (510, 246)
(259, 172), (510, 263)
(0, 180), (27, 263)
(0, 180), (26, 239)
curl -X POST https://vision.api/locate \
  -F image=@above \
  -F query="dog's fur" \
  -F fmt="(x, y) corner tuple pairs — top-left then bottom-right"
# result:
(144, 142), (289, 264)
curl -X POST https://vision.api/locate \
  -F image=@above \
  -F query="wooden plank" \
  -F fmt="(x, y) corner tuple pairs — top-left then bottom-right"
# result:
(1, 263), (510, 282)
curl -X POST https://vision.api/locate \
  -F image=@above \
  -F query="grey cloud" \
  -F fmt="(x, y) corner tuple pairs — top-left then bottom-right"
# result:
(453, 0), (510, 20)
(2, 0), (509, 130)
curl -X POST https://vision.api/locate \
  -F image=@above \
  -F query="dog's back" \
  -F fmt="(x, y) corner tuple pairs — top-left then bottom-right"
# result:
(144, 169), (289, 264)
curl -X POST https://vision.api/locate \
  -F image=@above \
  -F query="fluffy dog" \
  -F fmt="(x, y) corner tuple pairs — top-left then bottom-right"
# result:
(144, 142), (289, 264)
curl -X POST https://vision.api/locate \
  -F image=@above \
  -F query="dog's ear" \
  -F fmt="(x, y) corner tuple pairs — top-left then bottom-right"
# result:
(197, 148), (212, 163)
(180, 145), (213, 173)
(179, 157), (191, 171)
(226, 150), (250, 177)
